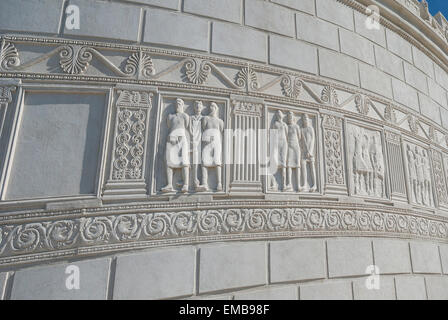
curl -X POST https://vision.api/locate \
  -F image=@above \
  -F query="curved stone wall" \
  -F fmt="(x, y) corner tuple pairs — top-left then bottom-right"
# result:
(1, 0), (448, 299)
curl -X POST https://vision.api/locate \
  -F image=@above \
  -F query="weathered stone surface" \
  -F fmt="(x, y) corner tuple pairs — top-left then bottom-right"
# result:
(374, 45), (405, 80)
(199, 243), (266, 294)
(428, 78), (447, 108)
(412, 47), (435, 79)
(439, 244), (448, 274)
(353, 277), (396, 300)
(339, 28), (375, 65)
(127, 0), (179, 9)
(372, 239), (412, 274)
(395, 276), (427, 300)
(11, 258), (110, 300)
(212, 22), (267, 62)
(272, 0), (315, 14)
(300, 281), (352, 300)
(404, 62), (429, 94)
(434, 64), (448, 91)
(270, 239), (326, 283)
(419, 93), (442, 125)
(359, 63), (393, 98)
(386, 29), (413, 62)
(327, 239), (373, 278)
(184, 0), (241, 23)
(315, 0), (354, 30)
(392, 78), (420, 111)
(234, 286), (298, 300)
(410, 242), (442, 274)
(296, 12), (339, 51)
(144, 9), (209, 51)
(65, 0), (141, 41)
(354, 11), (386, 47)
(441, 107), (448, 129)
(318, 49), (359, 86)
(269, 36), (317, 74)
(0, 0), (63, 34)
(245, 0), (294, 37)
(0, 273), (7, 300)
(425, 276), (448, 299)
(114, 247), (195, 299)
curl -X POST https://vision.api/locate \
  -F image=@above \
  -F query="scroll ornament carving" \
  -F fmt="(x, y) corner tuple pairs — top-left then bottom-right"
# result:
(232, 100), (262, 117)
(432, 151), (448, 206)
(235, 66), (259, 90)
(184, 58), (212, 85)
(111, 90), (152, 180)
(281, 75), (302, 100)
(59, 45), (93, 75)
(355, 95), (369, 115)
(1, 207), (448, 262)
(384, 105), (397, 124)
(124, 51), (155, 78)
(0, 40), (20, 71)
(408, 115), (420, 135)
(323, 115), (344, 185)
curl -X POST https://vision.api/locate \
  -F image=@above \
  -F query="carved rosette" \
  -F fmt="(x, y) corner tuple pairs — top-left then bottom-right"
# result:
(110, 90), (152, 181)
(322, 115), (345, 186)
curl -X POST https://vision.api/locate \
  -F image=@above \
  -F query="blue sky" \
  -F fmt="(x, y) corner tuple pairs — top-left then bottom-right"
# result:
(427, 0), (448, 17)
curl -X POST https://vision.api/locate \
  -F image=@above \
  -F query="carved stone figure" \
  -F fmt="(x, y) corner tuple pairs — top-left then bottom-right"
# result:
(285, 111), (301, 192)
(422, 150), (433, 206)
(407, 145), (418, 203)
(369, 136), (384, 197)
(415, 147), (425, 204)
(190, 101), (204, 189)
(362, 133), (374, 195)
(269, 110), (288, 191)
(162, 98), (190, 193)
(353, 128), (368, 195)
(197, 102), (224, 192)
(301, 114), (317, 192)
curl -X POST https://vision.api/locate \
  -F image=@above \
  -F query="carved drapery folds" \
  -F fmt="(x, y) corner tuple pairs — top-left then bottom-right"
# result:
(104, 88), (153, 200)
(432, 150), (448, 207)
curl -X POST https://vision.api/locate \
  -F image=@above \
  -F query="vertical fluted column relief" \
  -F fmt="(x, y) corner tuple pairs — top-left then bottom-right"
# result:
(230, 97), (263, 194)
(385, 131), (408, 203)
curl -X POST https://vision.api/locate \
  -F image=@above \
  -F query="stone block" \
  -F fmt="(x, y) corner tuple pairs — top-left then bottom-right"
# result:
(272, 0), (315, 14)
(114, 247), (195, 299)
(234, 286), (298, 300)
(441, 107), (448, 130)
(245, 0), (295, 37)
(434, 64), (448, 91)
(412, 46), (435, 78)
(425, 276), (448, 300)
(410, 241), (442, 274)
(0, 0), (63, 34)
(269, 36), (318, 74)
(428, 78), (447, 108)
(65, 0), (141, 41)
(374, 45), (404, 80)
(11, 258), (110, 300)
(372, 239), (412, 274)
(124, 0), (179, 9)
(300, 281), (352, 300)
(354, 11), (386, 47)
(318, 49), (359, 86)
(395, 276), (427, 300)
(340, 29), (375, 65)
(184, 0), (241, 23)
(0, 273), (7, 300)
(199, 242), (266, 294)
(270, 239), (326, 283)
(419, 93), (442, 125)
(386, 29), (413, 62)
(327, 239), (373, 278)
(404, 62), (429, 94)
(212, 22), (267, 62)
(353, 277), (396, 300)
(439, 244), (448, 274)
(144, 9), (209, 51)
(359, 63), (393, 98)
(316, 0), (354, 30)
(296, 12), (339, 51)
(392, 78), (420, 112)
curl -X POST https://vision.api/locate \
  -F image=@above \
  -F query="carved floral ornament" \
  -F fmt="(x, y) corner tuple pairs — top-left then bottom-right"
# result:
(1, 204), (448, 266)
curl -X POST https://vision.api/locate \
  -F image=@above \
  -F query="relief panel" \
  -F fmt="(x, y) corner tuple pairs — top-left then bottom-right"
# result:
(346, 122), (387, 199)
(154, 95), (227, 194)
(266, 107), (319, 193)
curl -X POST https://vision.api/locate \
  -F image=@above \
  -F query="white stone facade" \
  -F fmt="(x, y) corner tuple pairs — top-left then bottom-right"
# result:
(0, 0), (448, 299)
